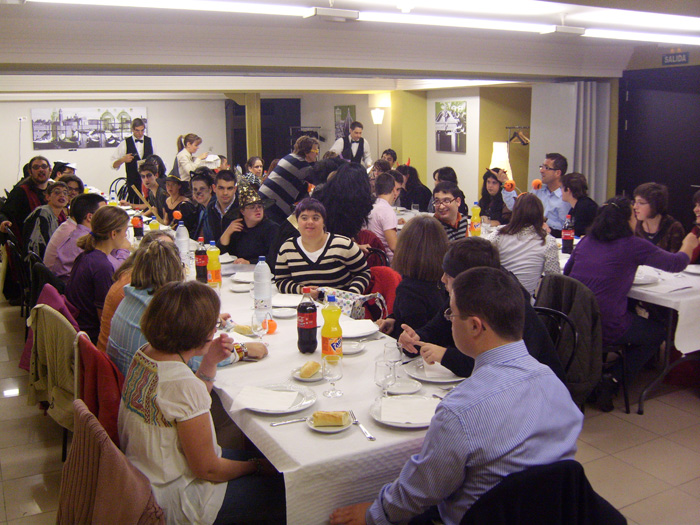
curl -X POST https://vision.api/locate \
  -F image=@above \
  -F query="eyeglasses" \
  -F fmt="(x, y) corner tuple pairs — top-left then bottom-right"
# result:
(50, 190), (69, 197)
(444, 308), (459, 322)
(539, 165), (556, 171)
(32, 164), (50, 170)
(434, 197), (456, 207)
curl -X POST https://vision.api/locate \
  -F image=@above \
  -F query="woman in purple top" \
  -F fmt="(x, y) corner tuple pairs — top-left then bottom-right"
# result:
(66, 205), (130, 343)
(564, 196), (698, 411)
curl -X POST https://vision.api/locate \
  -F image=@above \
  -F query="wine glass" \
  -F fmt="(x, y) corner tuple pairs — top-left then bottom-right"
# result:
(374, 360), (396, 398)
(251, 311), (271, 342)
(322, 355), (343, 398)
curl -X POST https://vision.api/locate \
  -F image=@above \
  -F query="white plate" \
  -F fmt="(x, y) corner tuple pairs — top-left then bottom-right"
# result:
(369, 395), (435, 429)
(306, 417), (352, 434)
(336, 319), (380, 339)
(273, 308), (297, 319)
(232, 272), (255, 283)
(404, 360), (463, 384)
(342, 342), (366, 355)
(272, 294), (304, 308)
(634, 273), (660, 285)
(229, 283), (253, 293)
(291, 366), (323, 382)
(683, 265), (700, 275)
(244, 384), (316, 414)
(387, 377), (422, 395)
(220, 253), (236, 264)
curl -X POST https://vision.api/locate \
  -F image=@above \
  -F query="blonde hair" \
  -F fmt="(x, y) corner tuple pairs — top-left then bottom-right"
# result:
(177, 133), (201, 152)
(113, 230), (174, 281)
(76, 206), (129, 252)
(130, 239), (184, 291)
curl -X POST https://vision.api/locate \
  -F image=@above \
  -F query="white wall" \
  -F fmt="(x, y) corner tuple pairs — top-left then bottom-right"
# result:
(1, 98), (226, 192)
(299, 94), (391, 164)
(426, 88), (481, 205)
(529, 83), (578, 183)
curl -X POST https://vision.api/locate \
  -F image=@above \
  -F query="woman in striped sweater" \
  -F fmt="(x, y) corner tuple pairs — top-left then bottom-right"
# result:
(275, 198), (370, 300)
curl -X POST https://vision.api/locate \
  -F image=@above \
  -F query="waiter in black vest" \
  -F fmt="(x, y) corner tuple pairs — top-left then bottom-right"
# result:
(329, 121), (372, 168)
(111, 118), (156, 203)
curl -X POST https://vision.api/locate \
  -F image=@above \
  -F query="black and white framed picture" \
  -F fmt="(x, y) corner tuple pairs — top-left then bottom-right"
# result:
(435, 101), (466, 153)
(31, 106), (148, 150)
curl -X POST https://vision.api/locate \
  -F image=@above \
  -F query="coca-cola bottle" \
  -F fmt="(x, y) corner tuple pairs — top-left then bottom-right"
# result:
(562, 214), (574, 254)
(297, 287), (318, 354)
(194, 237), (208, 284)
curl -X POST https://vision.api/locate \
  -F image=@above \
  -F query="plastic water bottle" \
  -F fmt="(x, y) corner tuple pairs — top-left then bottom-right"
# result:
(469, 201), (481, 237)
(206, 241), (222, 292)
(253, 256), (272, 323)
(175, 221), (190, 263)
(562, 214), (575, 254)
(108, 190), (118, 205)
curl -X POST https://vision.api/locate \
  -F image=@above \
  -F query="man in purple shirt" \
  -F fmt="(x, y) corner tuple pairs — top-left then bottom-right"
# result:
(47, 193), (128, 281)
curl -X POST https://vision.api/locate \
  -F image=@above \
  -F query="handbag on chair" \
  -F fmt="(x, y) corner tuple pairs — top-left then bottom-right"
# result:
(317, 287), (388, 320)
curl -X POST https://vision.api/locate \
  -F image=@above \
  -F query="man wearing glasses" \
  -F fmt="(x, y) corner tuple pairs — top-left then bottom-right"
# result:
(331, 267), (581, 525)
(1, 156), (52, 242)
(432, 182), (469, 241)
(532, 152), (571, 237)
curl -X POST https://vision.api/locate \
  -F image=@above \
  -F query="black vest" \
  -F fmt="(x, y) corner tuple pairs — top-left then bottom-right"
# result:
(124, 135), (153, 182)
(341, 136), (364, 164)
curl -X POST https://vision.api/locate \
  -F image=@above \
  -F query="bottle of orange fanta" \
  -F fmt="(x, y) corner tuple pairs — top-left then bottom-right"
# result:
(321, 295), (343, 362)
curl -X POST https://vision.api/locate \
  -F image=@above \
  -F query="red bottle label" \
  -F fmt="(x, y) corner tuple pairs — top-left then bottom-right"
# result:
(562, 230), (574, 240)
(297, 312), (316, 329)
(195, 254), (208, 266)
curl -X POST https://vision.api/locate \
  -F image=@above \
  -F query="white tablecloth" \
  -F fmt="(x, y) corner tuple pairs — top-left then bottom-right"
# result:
(215, 287), (452, 524)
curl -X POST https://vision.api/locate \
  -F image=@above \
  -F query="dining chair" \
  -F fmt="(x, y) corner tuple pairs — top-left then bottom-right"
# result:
(534, 274), (603, 409)
(355, 229), (389, 268)
(534, 306), (578, 374)
(57, 399), (165, 524)
(460, 459), (625, 524)
(602, 344), (631, 414)
(5, 238), (30, 317)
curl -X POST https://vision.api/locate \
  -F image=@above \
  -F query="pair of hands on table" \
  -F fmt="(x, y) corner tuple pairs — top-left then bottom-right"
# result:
(376, 319), (447, 364)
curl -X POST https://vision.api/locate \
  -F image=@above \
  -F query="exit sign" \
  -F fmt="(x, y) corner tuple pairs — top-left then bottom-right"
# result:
(662, 52), (689, 66)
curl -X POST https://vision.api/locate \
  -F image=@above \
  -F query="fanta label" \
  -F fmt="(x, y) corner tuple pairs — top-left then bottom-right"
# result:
(207, 269), (221, 284)
(322, 336), (343, 357)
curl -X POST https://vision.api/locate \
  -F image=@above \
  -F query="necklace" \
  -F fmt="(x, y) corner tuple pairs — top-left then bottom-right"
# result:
(176, 351), (187, 364)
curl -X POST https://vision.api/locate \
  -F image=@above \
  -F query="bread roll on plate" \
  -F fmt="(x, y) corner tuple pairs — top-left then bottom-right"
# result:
(299, 361), (321, 378)
(312, 411), (351, 427)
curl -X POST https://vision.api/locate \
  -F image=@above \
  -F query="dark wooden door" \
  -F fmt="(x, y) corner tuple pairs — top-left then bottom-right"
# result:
(617, 66), (700, 231)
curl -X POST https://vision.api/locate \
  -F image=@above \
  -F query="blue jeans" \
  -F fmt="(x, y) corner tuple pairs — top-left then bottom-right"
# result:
(213, 449), (286, 524)
(608, 314), (665, 381)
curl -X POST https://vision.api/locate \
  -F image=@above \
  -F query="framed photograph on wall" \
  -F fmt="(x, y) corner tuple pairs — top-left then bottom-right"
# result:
(31, 106), (148, 150)
(334, 105), (356, 140)
(435, 101), (466, 153)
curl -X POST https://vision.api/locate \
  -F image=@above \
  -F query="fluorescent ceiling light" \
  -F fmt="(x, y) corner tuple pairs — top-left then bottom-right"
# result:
(353, 0), (564, 16)
(569, 9), (700, 33)
(584, 29), (700, 47)
(359, 11), (553, 33)
(25, 0), (309, 17)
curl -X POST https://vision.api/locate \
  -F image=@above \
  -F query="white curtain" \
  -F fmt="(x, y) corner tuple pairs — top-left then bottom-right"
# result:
(573, 81), (611, 205)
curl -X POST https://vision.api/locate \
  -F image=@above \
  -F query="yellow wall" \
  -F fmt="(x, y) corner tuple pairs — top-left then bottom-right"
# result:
(478, 87), (531, 194)
(391, 91), (428, 181)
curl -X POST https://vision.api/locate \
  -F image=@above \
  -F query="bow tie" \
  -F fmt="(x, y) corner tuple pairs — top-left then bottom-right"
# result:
(351, 140), (360, 144)
(134, 139), (144, 143)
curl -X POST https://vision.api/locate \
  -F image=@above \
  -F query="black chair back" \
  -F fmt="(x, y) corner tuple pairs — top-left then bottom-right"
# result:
(365, 247), (389, 267)
(31, 263), (67, 312)
(460, 460), (625, 525)
(6, 239), (30, 317)
(534, 306), (578, 374)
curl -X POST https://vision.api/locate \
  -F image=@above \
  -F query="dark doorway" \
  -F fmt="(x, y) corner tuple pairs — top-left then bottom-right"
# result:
(617, 66), (700, 231)
(226, 98), (301, 173)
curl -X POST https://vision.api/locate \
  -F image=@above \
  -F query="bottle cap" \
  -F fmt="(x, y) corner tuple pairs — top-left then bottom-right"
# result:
(327, 295), (336, 302)
(198, 237), (204, 243)
(302, 286), (311, 294)
(258, 256), (266, 262)
(210, 241), (216, 245)
(179, 221), (184, 226)
(566, 214), (571, 219)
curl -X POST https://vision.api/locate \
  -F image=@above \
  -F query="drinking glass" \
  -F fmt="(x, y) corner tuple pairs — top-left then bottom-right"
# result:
(322, 355), (344, 398)
(411, 204), (420, 213)
(383, 342), (403, 365)
(374, 360), (396, 397)
(251, 311), (272, 342)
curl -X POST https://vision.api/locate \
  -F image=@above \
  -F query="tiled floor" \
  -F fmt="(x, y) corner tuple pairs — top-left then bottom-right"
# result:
(0, 299), (699, 523)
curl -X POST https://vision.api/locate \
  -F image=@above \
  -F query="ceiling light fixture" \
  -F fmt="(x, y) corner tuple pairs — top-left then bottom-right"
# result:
(583, 29), (700, 47)
(304, 7), (359, 22)
(358, 11), (554, 33)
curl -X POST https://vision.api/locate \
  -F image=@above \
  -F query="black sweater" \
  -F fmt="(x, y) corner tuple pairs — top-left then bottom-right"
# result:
(414, 270), (565, 383)
(390, 277), (447, 339)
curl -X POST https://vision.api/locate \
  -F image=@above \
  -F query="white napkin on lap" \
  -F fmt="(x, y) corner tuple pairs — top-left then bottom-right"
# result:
(380, 396), (440, 424)
(236, 386), (298, 411)
(422, 359), (459, 380)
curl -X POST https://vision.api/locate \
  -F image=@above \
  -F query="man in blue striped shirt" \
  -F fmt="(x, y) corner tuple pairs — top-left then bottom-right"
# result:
(331, 267), (583, 525)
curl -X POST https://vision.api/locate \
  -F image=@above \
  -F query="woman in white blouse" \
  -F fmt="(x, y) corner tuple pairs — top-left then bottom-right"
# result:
(486, 193), (561, 296)
(175, 133), (208, 182)
(118, 281), (285, 524)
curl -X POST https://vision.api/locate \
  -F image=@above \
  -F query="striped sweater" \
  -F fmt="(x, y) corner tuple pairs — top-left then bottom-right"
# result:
(275, 233), (371, 294)
(259, 153), (311, 222)
(436, 213), (469, 242)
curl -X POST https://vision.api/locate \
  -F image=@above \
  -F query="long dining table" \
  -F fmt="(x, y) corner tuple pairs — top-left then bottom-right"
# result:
(213, 270), (458, 524)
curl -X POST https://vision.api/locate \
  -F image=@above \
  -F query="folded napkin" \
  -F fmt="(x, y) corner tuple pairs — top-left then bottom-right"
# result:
(422, 359), (459, 380)
(337, 319), (379, 338)
(380, 396), (440, 424)
(272, 294), (304, 308)
(236, 386), (299, 411)
(232, 272), (254, 283)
